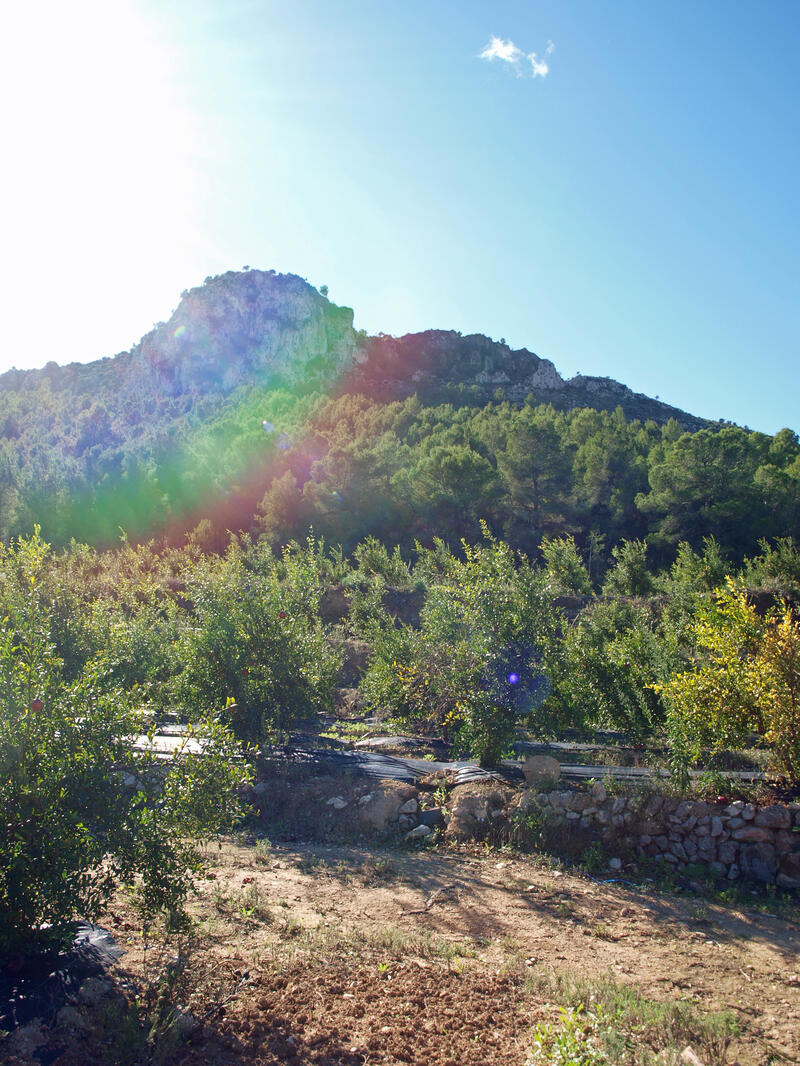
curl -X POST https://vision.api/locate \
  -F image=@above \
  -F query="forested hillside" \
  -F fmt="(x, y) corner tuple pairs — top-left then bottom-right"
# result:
(5, 268), (793, 560)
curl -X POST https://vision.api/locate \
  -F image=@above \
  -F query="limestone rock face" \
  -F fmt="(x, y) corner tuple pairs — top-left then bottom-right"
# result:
(126, 269), (358, 399)
(349, 329), (707, 429)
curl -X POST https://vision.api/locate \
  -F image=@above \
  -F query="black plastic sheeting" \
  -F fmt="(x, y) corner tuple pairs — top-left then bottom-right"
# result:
(287, 747), (524, 785)
(283, 745), (765, 784)
(1, 923), (123, 1032)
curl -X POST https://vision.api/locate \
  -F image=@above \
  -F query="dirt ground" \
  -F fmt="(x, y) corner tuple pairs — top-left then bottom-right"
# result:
(11, 834), (789, 1066)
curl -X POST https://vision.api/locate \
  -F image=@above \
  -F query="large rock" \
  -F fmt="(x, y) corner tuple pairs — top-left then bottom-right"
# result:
(739, 842), (777, 883)
(523, 755), (561, 787)
(446, 786), (512, 841)
(418, 807), (445, 828)
(131, 270), (358, 398)
(357, 782), (417, 831)
(732, 826), (774, 843)
(777, 852), (800, 889)
(753, 805), (791, 829)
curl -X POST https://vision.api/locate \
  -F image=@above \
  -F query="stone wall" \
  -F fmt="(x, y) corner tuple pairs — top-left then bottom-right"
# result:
(513, 784), (800, 889)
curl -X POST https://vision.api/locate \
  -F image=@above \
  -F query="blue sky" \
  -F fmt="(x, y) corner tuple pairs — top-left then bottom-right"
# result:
(2, 1), (798, 433)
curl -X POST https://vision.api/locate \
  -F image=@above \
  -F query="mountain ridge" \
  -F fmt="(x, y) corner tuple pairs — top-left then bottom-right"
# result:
(1, 269), (709, 431)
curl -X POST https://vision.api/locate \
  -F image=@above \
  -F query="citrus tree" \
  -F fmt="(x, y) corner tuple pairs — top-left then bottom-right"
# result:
(0, 530), (246, 957)
(363, 529), (565, 765)
(174, 540), (339, 746)
(659, 581), (800, 782)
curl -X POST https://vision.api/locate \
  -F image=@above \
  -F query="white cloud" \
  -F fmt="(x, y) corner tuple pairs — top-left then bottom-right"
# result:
(478, 35), (554, 79)
(479, 36), (523, 64)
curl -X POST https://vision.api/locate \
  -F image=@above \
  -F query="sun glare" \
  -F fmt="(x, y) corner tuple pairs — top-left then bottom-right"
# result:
(0, 0), (205, 367)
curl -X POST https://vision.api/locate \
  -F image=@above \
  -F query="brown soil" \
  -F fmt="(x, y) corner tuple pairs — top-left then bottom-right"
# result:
(5, 837), (799, 1065)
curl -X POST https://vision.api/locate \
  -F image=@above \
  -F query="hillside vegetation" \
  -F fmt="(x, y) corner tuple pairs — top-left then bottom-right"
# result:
(2, 270), (796, 558)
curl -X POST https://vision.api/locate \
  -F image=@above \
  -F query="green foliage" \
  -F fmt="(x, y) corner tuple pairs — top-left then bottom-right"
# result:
(1, 341), (798, 567)
(351, 536), (411, 586)
(529, 972), (738, 1066)
(560, 601), (680, 738)
(363, 528), (565, 764)
(667, 536), (729, 595)
(601, 539), (657, 598)
(529, 1006), (609, 1065)
(540, 534), (593, 596)
(0, 531), (246, 957)
(637, 425), (774, 554)
(174, 541), (339, 745)
(660, 581), (800, 782)
(741, 536), (800, 596)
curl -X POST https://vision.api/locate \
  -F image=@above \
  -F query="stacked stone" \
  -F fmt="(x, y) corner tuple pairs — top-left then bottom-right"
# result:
(531, 784), (800, 889)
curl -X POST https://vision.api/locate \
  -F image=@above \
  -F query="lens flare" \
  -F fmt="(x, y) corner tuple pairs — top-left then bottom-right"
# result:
(507, 672), (519, 685)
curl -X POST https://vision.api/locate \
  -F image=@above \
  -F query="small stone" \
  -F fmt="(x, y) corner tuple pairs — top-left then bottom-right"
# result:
(680, 1044), (706, 1065)
(718, 841), (738, 864)
(590, 781), (607, 803)
(398, 798), (419, 815)
(326, 796), (347, 810)
(710, 816), (723, 837)
(405, 824), (432, 841)
(174, 1008), (199, 1037)
(732, 826), (773, 843)
(79, 976), (113, 1003)
(418, 807), (444, 828)
(608, 857), (622, 871)
(777, 852), (800, 886)
(9, 1021), (46, 1057)
(57, 1005), (88, 1031)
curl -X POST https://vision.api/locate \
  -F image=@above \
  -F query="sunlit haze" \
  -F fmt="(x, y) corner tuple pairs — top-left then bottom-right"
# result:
(1, 0), (798, 434)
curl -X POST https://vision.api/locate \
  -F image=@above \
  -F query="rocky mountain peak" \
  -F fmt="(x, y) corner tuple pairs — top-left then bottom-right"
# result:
(128, 269), (358, 397)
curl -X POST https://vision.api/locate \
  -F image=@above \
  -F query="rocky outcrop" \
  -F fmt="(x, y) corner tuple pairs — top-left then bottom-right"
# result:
(125, 269), (359, 399)
(349, 330), (708, 430)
